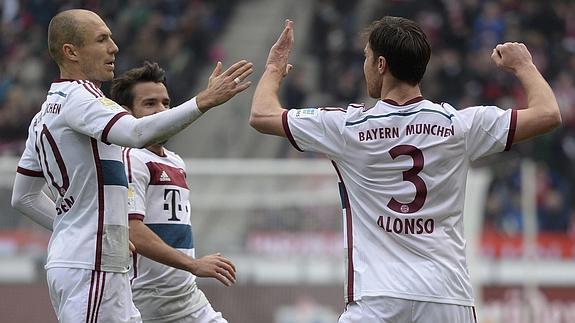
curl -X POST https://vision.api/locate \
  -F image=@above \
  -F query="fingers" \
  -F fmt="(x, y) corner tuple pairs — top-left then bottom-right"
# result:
(222, 60), (251, 77)
(235, 81), (252, 93)
(277, 19), (294, 44)
(229, 61), (254, 81)
(210, 61), (223, 79)
(210, 253), (236, 286)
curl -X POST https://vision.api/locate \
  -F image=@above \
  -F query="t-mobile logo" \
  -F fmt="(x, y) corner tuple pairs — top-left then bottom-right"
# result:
(163, 188), (188, 221)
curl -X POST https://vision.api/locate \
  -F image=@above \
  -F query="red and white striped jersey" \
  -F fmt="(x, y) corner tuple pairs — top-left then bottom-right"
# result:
(17, 79), (131, 272)
(284, 98), (517, 306)
(123, 147), (204, 318)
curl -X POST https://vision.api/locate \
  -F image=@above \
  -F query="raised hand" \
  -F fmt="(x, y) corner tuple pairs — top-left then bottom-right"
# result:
(196, 60), (253, 112)
(190, 253), (237, 286)
(491, 42), (535, 74)
(266, 19), (294, 76)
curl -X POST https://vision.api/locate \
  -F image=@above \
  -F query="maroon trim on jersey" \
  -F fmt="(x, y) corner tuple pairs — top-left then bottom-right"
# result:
(129, 213), (145, 221)
(101, 112), (130, 144)
(82, 80), (104, 98)
(382, 96), (424, 106)
(53, 78), (75, 83)
(331, 161), (355, 303)
(77, 80), (100, 98)
(349, 103), (364, 109)
(91, 139), (105, 271)
(16, 166), (44, 177)
(146, 162), (188, 189)
(93, 271), (106, 322)
(89, 270), (101, 323)
(124, 148), (133, 183)
(282, 110), (304, 152)
(85, 270), (96, 323)
(320, 107), (346, 112)
(130, 252), (138, 285)
(504, 109), (517, 151)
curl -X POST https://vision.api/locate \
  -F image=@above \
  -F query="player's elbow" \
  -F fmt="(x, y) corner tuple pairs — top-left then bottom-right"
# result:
(548, 108), (562, 129)
(249, 115), (264, 133)
(539, 105), (562, 133)
(11, 192), (27, 212)
(249, 110), (268, 133)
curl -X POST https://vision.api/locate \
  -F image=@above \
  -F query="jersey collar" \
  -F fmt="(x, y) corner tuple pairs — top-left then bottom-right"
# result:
(381, 96), (424, 106)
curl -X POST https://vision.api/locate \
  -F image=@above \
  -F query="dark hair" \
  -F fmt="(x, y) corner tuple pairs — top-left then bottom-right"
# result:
(366, 16), (431, 85)
(110, 61), (167, 109)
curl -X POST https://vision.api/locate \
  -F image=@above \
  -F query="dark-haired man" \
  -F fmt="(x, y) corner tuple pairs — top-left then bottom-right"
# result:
(112, 61), (233, 323)
(250, 17), (560, 322)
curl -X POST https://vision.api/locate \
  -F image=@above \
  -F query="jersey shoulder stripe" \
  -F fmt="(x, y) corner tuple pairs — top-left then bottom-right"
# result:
(77, 80), (106, 98)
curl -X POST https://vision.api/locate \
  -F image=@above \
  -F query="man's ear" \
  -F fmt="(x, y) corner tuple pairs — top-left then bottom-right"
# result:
(377, 56), (387, 74)
(62, 44), (79, 62)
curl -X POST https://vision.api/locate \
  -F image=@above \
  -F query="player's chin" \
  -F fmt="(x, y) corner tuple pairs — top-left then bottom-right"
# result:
(102, 71), (115, 81)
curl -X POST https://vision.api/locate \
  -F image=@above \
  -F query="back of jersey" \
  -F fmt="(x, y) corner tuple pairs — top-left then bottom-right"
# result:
(17, 80), (131, 273)
(336, 98), (514, 305)
(284, 98), (515, 305)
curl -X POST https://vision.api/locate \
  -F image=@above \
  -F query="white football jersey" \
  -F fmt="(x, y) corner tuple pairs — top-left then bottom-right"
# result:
(124, 147), (207, 319)
(17, 79), (131, 272)
(284, 98), (517, 306)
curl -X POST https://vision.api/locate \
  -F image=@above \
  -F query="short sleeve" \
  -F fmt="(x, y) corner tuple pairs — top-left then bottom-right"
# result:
(283, 107), (347, 156)
(17, 114), (43, 177)
(124, 149), (149, 221)
(65, 88), (129, 144)
(458, 106), (517, 161)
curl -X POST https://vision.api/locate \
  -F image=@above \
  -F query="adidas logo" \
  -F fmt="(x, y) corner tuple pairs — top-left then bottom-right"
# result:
(159, 171), (171, 182)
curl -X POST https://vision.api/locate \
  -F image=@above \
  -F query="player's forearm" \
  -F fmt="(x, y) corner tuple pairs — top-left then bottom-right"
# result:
(11, 173), (55, 230)
(107, 97), (203, 148)
(249, 66), (286, 136)
(129, 221), (194, 271)
(513, 64), (561, 142)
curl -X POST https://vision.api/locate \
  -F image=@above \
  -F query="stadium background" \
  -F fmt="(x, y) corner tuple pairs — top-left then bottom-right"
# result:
(1, 0), (575, 322)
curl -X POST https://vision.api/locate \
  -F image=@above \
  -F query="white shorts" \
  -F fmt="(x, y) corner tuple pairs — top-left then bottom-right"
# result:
(339, 296), (477, 323)
(47, 267), (141, 323)
(143, 303), (227, 323)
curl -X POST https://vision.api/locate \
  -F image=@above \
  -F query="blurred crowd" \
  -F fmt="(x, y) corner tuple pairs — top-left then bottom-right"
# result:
(280, 0), (575, 236)
(2, 0), (575, 236)
(0, 0), (236, 154)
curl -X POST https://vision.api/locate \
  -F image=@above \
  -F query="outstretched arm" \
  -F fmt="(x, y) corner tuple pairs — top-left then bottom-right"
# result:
(491, 42), (561, 143)
(129, 219), (236, 286)
(108, 60), (253, 148)
(249, 19), (294, 137)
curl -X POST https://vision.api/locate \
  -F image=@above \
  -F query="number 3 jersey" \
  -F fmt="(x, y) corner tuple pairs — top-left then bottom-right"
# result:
(123, 147), (205, 316)
(17, 79), (131, 273)
(283, 98), (517, 306)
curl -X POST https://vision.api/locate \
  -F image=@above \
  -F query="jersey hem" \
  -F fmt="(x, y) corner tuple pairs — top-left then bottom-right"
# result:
(45, 262), (130, 273)
(357, 291), (475, 307)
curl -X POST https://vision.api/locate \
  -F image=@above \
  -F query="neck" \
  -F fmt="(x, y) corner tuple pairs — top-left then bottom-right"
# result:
(380, 79), (422, 105)
(147, 144), (165, 156)
(59, 66), (101, 87)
